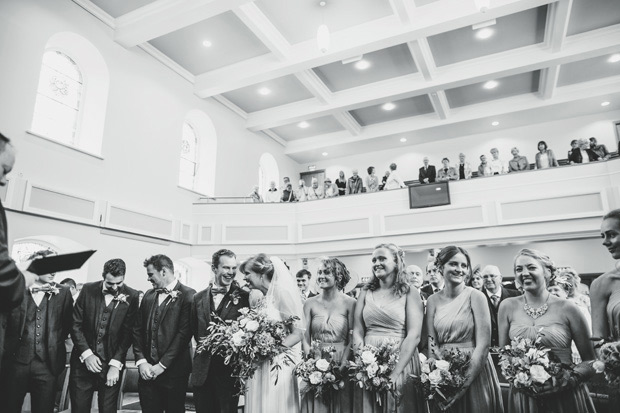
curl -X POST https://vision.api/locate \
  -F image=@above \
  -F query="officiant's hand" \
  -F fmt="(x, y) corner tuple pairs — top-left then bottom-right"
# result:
(150, 363), (165, 379)
(139, 363), (154, 380)
(17, 261), (37, 288)
(106, 366), (120, 387)
(84, 354), (103, 373)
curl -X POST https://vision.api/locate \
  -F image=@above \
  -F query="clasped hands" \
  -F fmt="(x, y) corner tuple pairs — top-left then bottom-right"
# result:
(84, 354), (121, 387)
(139, 363), (165, 381)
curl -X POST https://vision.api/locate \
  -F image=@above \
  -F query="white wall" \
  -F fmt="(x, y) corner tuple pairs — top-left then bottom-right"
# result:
(306, 110), (620, 184)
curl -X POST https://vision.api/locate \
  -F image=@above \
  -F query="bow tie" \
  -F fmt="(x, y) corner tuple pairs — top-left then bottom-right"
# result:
(103, 289), (119, 296)
(31, 284), (53, 293)
(211, 286), (228, 295)
(155, 288), (172, 295)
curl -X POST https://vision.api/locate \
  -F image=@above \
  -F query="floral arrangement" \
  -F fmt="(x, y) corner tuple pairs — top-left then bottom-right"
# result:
(196, 304), (299, 393)
(168, 290), (181, 303)
(112, 293), (128, 308)
(295, 341), (346, 403)
(413, 338), (471, 410)
(47, 285), (60, 299)
(348, 339), (400, 405)
(495, 333), (573, 397)
(593, 340), (620, 388)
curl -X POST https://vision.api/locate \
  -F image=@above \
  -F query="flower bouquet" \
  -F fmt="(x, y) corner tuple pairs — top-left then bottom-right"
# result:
(594, 340), (620, 389)
(295, 341), (346, 403)
(196, 305), (299, 392)
(348, 339), (400, 405)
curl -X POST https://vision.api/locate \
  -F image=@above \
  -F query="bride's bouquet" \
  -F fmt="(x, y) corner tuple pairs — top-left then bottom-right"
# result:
(295, 341), (346, 402)
(593, 340), (620, 388)
(495, 333), (573, 397)
(348, 339), (400, 405)
(196, 305), (299, 391)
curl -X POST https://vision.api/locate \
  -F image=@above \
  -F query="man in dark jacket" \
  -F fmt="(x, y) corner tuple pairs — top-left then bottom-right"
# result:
(480, 265), (520, 347)
(418, 157), (436, 184)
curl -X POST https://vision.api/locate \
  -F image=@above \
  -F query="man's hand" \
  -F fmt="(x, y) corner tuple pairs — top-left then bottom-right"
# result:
(150, 364), (165, 379)
(16, 262), (37, 288)
(138, 363), (154, 380)
(106, 366), (120, 387)
(84, 354), (103, 373)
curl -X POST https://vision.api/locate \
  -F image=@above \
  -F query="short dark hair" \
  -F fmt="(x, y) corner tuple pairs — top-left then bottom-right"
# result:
(60, 278), (76, 288)
(367, 166), (374, 175)
(103, 258), (126, 277)
(570, 139), (577, 145)
(538, 140), (548, 150)
(389, 163), (397, 171)
(239, 253), (274, 281)
(604, 209), (620, 223)
(0, 132), (11, 153)
(143, 254), (174, 273)
(26, 249), (55, 261)
(442, 157), (449, 163)
(212, 249), (236, 270)
(296, 269), (311, 280)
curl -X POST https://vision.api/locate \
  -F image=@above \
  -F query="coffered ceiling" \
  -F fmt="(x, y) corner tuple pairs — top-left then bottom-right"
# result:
(77, 0), (620, 163)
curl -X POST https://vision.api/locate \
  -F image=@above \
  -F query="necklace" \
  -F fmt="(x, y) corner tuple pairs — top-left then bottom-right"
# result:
(523, 293), (550, 319)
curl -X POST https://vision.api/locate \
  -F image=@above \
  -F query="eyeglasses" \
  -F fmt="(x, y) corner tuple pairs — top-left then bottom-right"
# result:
(481, 274), (499, 280)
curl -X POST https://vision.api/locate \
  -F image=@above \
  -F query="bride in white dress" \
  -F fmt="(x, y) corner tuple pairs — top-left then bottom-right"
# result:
(241, 254), (305, 413)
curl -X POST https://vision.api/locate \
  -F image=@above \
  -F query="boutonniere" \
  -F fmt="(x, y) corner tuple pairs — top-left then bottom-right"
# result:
(226, 289), (241, 308)
(47, 285), (60, 300)
(169, 290), (181, 303)
(113, 293), (128, 308)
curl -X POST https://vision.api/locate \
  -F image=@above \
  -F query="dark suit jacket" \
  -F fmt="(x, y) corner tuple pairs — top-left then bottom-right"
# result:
(485, 286), (520, 347)
(0, 201), (25, 372)
(133, 281), (195, 381)
(419, 165), (436, 184)
(71, 281), (139, 366)
(3, 284), (73, 375)
(569, 148), (599, 164)
(190, 282), (249, 387)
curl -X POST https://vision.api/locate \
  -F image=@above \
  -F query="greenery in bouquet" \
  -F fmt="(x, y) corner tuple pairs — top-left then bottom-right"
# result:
(196, 305), (299, 392)
(295, 341), (347, 403)
(348, 339), (400, 405)
(593, 340), (620, 389)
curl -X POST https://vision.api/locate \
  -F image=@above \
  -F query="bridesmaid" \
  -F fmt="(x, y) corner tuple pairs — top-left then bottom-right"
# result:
(498, 248), (596, 413)
(352, 243), (425, 412)
(302, 257), (356, 413)
(426, 246), (503, 413)
(592, 209), (620, 342)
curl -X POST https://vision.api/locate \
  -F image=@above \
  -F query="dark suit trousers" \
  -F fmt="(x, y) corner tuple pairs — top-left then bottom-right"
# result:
(194, 357), (239, 413)
(69, 361), (122, 413)
(0, 357), (56, 413)
(138, 374), (187, 413)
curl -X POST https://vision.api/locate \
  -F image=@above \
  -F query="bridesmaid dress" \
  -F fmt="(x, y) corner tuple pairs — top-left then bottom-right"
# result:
(301, 312), (352, 413)
(432, 287), (504, 413)
(507, 319), (596, 412)
(607, 288), (620, 340)
(354, 290), (425, 413)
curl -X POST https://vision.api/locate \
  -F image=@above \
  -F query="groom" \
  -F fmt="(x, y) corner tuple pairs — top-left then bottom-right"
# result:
(191, 249), (249, 413)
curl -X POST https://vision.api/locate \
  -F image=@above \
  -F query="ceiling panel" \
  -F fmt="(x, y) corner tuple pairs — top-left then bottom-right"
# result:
(148, 11), (271, 74)
(557, 54), (620, 87)
(414, 0), (441, 6)
(221, 74), (315, 113)
(350, 95), (435, 126)
(445, 71), (541, 109)
(90, 0), (156, 18)
(313, 44), (417, 92)
(428, 6), (547, 67)
(270, 115), (345, 141)
(567, 0), (620, 36)
(256, 0), (394, 45)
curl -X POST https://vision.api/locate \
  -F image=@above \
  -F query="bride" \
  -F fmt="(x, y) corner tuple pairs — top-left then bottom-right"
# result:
(241, 254), (305, 412)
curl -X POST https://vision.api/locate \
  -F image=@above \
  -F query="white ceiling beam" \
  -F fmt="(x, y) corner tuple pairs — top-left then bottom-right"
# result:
(294, 70), (332, 104)
(211, 95), (248, 119)
(262, 129), (286, 146)
(429, 91), (450, 119)
(138, 42), (196, 83)
(389, 0), (416, 25)
(407, 38), (436, 80)
(195, 0), (555, 97)
(544, 0), (573, 52)
(245, 24), (620, 131)
(538, 65), (560, 100)
(333, 112), (362, 136)
(232, 3), (290, 60)
(114, 0), (253, 48)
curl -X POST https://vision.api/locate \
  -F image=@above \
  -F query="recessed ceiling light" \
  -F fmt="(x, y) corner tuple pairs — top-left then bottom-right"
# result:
(400, 137), (407, 142)
(322, 152), (328, 156)
(483, 80), (498, 89)
(608, 54), (620, 63)
(475, 28), (494, 39)
(258, 87), (271, 96)
(382, 102), (396, 111)
(354, 60), (371, 70)
(491, 121), (499, 126)
(298, 121), (310, 128)
(601, 101), (610, 107)
(202, 40), (212, 47)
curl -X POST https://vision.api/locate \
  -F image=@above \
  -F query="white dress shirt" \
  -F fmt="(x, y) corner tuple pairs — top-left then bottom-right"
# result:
(212, 284), (230, 309)
(158, 280), (179, 305)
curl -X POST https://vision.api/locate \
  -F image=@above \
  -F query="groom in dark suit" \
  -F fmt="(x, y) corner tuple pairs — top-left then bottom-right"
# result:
(69, 258), (140, 412)
(191, 249), (249, 413)
(481, 265), (520, 347)
(133, 254), (196, 413)
(418, 157), (436, 184)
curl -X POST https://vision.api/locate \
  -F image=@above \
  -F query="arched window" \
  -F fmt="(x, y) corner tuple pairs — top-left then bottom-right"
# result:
(179, 110), (217, 195)
(258, 153), (280, 196)
(179, 122), (198, 190)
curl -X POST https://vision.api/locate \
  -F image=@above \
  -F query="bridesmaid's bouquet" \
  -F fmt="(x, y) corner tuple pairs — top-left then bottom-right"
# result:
(196, 306), (299, 391)
(593, 340), (620, 388)
(296, 341), (346, 402)
(348, 339), (400, 405)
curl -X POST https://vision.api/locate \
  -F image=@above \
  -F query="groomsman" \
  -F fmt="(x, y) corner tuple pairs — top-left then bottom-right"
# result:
(191, 249), (249, 413)
(69, 258), (140, 412)
(481, 265), (520, 347)
(133, 255), (195, 413)
(0, 249), (73, 413)
(296, 269), (317, 300)
(420, 263), (444, 297)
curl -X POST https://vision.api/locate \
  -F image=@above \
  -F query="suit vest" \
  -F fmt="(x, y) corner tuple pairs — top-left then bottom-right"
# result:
(94, 299), (116, 362)
(16, 295), (49, 364)
(147, 297), (168, 362)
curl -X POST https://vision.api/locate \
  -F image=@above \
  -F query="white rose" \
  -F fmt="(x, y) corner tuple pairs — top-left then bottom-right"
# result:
(435, 360), (450, 371)
(592, 360), (606, 374)
(309, 372), (323, 385)
(428, 369), (442, 385)
(366, 363), (379, 378)
(529, 365), (551, 384)
(231, 330), (244, 346)
(421, 363), (430, 374)
(361, 350), (376, 365)
(245, 320), (260, 332)
(315, 359), (330, 372)
(515, 372), (530, 386)
(239, 318), (248, 328)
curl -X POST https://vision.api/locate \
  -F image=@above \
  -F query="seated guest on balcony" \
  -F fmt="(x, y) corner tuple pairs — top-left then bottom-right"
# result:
(335, 171), (347, 196)
(307, 177), (324, 200)
(296, 179), (308, 202)
(281, 183), (296, 202)
(535, 140), (559, 169)
(379, 170), (390, 190)
(569, 138), (600, 164)
(489, 148), (508, 175)
(568, 139), (578, 159)
(590, 137), (610, 160)
(419, 157), (436, 184)
(437, 158), (458, 182)
(508, 147), (530, 172)
(324, 178), (338, 198)
(249, 185), (263, 203)
(346, 169), (363, 194)
(478, 154), (492, 177)
(365, 166), (379, 193)
(265, 181), (280, 203)
(457, 153), (472, 180)
(280, 176), (290, 193)
(385, 163), (405, 190)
